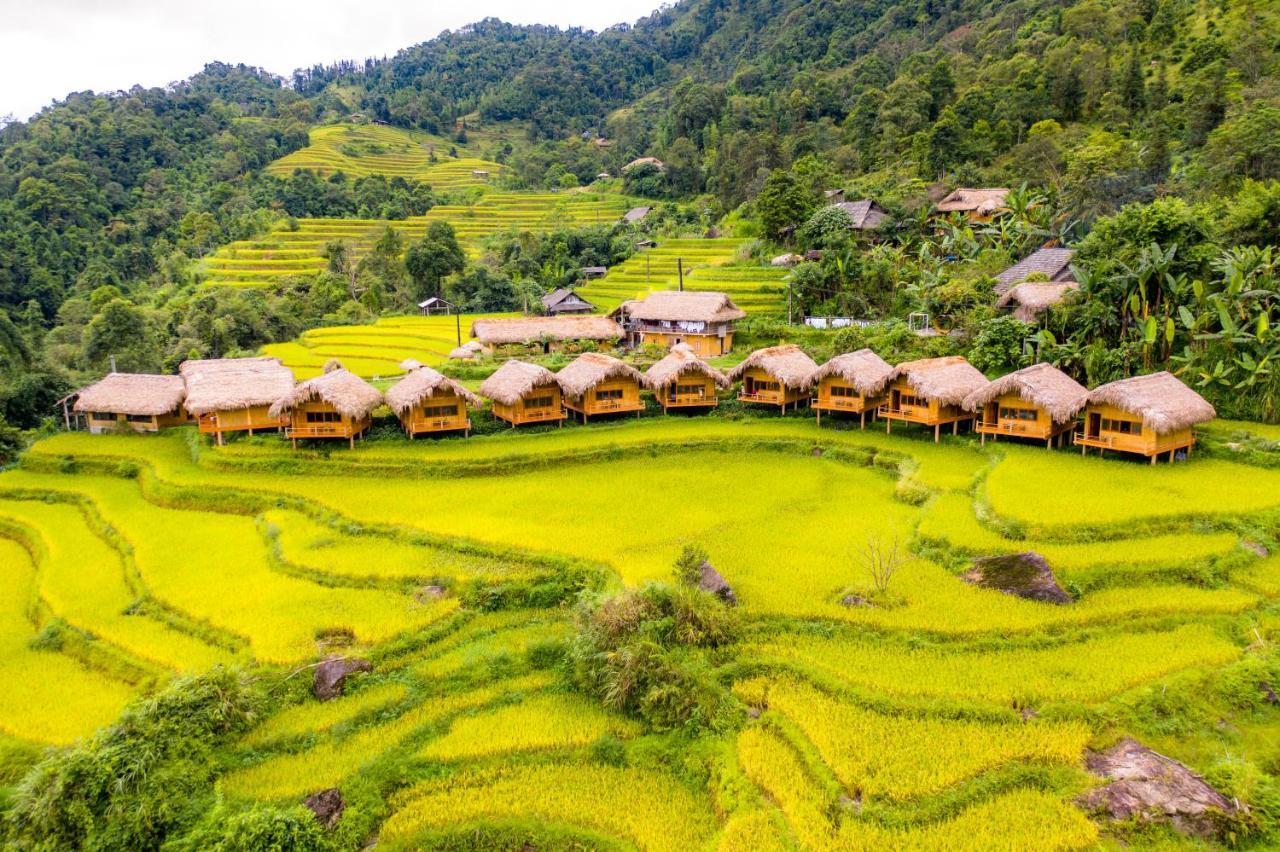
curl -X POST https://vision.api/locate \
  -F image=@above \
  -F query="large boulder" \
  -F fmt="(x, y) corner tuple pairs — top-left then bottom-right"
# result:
(965, 552), (1071, 604)
(304, 788), (345, 829)
(698, 561), (737, 606)
(1079, 738), (1239, 838)
(313, 656), (372, 701)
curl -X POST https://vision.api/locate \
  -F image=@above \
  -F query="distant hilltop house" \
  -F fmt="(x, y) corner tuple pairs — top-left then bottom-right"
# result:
(542, 287), (596, 315)
(936, 188), (1010, 222)
(832, 199), (889, 232)
(417, 296), (457, 316)
(623, 206), (653, 224)
(578, 266), (608, 280)
(470, 315), (624, 354)
(612, 290), (746, 357)
(824, 189), (845, 202)
(624, 157), (665, 172)
(471, 169), (490, 179)
(994, 247), (1078, 322)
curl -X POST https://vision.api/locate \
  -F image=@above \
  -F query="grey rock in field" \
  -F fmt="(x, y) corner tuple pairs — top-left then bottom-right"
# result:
(1079, 738), (1238, 838)
(1263, 682), (1279, 705)
(1244, 540), (1269, 557)
(313, 657), (372, 701)
(965, 552), (1072, 605)
(840, 594), (873, 608)
(698, 560), (737, 605)
(414, 584), (446, 603)
(304, 788), (345, 829)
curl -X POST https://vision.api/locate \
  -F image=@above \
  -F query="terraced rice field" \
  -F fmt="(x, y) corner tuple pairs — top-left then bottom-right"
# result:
(5, 416), (1279, 849)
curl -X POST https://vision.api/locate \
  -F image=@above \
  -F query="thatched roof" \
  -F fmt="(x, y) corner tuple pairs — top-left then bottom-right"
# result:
(832, 200), (888, 230)
(73, 373), (186, 416)
(627, 291), (746, 324)
(556, 352), (643, 398)
(385, 366), (481, 413)
(962, 362), (1089, 424)
(470, 316), (623, 346)
(1087, 372), (1216, 433)
(995, 248), (1075, 292)
(448, 341), (483, 360)
(886, 356), (989, 406)
(728, 345), (819, 390)
(179, 357), (296, 416)
(645, 343), (730, 391)
(805, 349), (894, 394)
(478, 360), (561, 406)
(268, 362), (382, 420)
(996, 282), (1080, 321)
(936, 188), (1009, 214)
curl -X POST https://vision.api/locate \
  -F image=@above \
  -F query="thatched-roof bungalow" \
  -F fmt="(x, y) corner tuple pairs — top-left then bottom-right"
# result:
(385, 365), (480, 438)
(470, 316), (623, 355)
(479, 360), (566, 427)
(963, 362), (1088, 448)
(994, 247), (1075, 293)
(729, 345), (819, 412)
(1078, 372), (1216, 463)
(180, 357), (294, 445)
(936, 188), (1010, 222)
(269, 361), (382, 449)
(879, 356), (988, 441)
(806, 349), (894, 428)
(557, 352), (645, 422)
(832, 200), (889, 232)
(645, 344), (729, 413)
(618, 290), (746, 357)
(449, 341), (483, 361)
(996, 282), (1080, 322)
(73, 373), (189, 434)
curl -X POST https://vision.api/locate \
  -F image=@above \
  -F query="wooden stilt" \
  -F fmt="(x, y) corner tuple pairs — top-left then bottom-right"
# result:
(934, 424), (941, 443)
(886, 418), (891, 435)
(981, 432), (986, 445)
(1150, 454), (1157, 465)
(860, 411), (866, 429)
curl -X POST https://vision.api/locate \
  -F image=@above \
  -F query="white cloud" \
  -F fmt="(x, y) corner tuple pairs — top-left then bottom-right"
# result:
(1, 0), (662, 121)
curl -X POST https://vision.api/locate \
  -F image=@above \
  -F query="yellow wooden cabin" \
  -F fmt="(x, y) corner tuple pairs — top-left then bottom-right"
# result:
(556, 352), (645, 422)
(1076, 371), (1216, 463)
(385, 364), (480, 438)
(479, 360), (567, 427)
(644, 343), (730, 412)
(807, 349), (893, 428)
(879, 356), (988, 442)
(269, 362), (383, 449)
(617, 290), (746, 358)
(179, 357), (294, 445)
(962, 362), (1088, 448)
(729, 345), (819, 412)
(71, 373), (190, 434)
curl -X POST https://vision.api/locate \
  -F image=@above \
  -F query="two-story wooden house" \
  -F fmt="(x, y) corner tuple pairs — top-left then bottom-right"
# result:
(616, 291), (746, 358)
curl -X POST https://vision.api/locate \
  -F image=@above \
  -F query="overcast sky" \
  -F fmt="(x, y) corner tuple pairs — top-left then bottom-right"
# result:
(2, 0), (663, 121)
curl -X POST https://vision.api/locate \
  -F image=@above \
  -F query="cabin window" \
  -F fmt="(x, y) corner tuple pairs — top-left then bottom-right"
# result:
(750, 380), (781, 392)
(125, 414), (154, 423)
(595, 388), (624, 401)
(306, 411), (342, 424)
(829, 385), (856, 398)
(524, 396), (554, 409)
(422, 404), (458, 418)
(1100, 417), (1142, 435)
(998, 406), (1037, 422)
(675, 383), (705, 397)
(90, 412), (118, 422)
(898, 393), (926, 408)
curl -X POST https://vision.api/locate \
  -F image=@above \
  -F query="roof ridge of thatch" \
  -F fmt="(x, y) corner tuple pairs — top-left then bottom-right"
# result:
(805, 348), (894, 393)
(72, 373), (187, 416)
(727, 344), (819, 389)
(268, 366), (382, 420)
(556, 352), (643, 398)
(385, 365), (481, 414)
(470, 315), (623, 345)
(886, 356), (988, 406)
(644, 344), (730, 390)
(1087, 371), (1216, 433)
(478, 360), (560, 406)
(962, 362), (1089, 423)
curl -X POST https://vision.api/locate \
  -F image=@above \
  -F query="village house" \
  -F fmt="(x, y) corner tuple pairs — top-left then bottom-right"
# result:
(179, 357), (295, 445)
(831, 200), (889, 233)
(556, 352), (645, 422)
(71, 373), (190, 434)
(807, 349), (894, 428)
(623, 206), (653, 224)
(470, 316), (623, 355)
(995, 247), (1075, 292)
(963, 362), (1089, 448)
(480, 360), (567, 427)
(1077, 371), (1216, 463)
(385, 364), (480, 438)
(615, 290), (746, 357)
(417, 296), (457, 316)
(269, 361), (383, 449)
(541, 288), (596, 315)
(729, 344), (819, 412)
(935, 188), (1010, 223)
(644, 343), (730, 413)
(879, 356), (989, 441)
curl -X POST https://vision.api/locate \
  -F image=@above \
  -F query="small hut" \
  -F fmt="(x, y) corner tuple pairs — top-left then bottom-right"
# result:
(729, 345), (819, 412)
(806, 349), (894, 428)
(449, 341), (483, 361)
(936, 188), (1010, 222)
(72, 373), (189, 434)
(619, 290), (746, 357)
(832, 200), (889, 232)
(385, 365), (480, 438)
(963, 362), (1088, 448)
(470, 316), (623, 355)
(996, 282), (1080, 322)
(180, 357), (295, 445)
(556, 352), (645, 422)
(1078, 372), (1216, 463)
(994, 247), (1075, 293)
(269, 361), (383, 449)
(645, 343), (729, 413)
(542, 288), (596, 315)
(479, 360), (566, 427)
(880, 356), (988, 441)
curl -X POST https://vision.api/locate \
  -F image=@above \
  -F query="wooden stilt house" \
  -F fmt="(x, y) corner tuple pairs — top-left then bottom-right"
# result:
(269, 361), (383, 449)
(962, 362), (1088, 448)
(179, 357), (295, 445)
(1077, 371), (1216, 463)
(556, 352), (645, 422)
(879, 356), (988, 442)
(806, 349), (893, 428)
(479, 360), (567, 427)
(729, 345), (819, 412)
(72, 373), (189, 434)
(617, 291), (746, 357)
(644, 343), (729, 413)
(385, 365), (480, 438)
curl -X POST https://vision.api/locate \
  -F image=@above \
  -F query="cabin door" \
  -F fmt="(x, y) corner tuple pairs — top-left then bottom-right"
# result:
(1087, 412), (1101, 438)
(985, 403), (997, 427)
(891, 389), (901, 411)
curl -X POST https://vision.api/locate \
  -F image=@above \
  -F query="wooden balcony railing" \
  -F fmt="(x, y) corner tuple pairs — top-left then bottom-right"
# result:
(288, 424), (355, 439)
